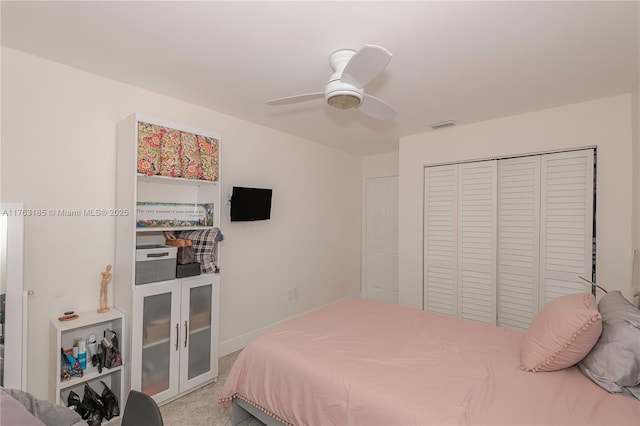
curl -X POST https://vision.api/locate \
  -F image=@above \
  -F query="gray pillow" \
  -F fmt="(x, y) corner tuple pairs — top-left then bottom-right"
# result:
(3, 387), (84, 426)
(578, 290), (640, 399)
(0, 389), (45, 426)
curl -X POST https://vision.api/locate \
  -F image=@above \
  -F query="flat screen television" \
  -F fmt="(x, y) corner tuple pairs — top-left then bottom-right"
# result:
(230, 186), (272, 222)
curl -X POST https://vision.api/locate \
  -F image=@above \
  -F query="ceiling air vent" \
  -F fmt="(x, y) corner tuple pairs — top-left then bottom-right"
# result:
(430, 120), (456, 130)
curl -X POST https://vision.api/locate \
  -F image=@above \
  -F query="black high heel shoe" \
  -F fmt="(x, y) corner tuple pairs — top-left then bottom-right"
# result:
(67, 391), (87, 417)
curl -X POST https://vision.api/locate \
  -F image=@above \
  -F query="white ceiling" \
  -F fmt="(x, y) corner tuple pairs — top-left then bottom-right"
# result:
(2, 1), (638, 156)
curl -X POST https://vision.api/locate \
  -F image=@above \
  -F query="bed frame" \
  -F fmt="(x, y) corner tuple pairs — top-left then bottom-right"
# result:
(232, 398), (285, 426)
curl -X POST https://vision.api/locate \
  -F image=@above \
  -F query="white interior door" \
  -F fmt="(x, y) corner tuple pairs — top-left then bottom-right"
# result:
(363, 176), (398, 303)
(0, 203), (26, 390)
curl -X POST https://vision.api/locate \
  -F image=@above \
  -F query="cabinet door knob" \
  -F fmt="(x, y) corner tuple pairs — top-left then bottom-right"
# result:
(184, 321), (188, 348)
(175, 323), (179, 351)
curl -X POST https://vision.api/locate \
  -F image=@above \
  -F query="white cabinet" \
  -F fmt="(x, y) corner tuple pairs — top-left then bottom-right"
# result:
(114, 114), (222, 405)
(49, 309), (125, 409)
(130, 276), (219, 404)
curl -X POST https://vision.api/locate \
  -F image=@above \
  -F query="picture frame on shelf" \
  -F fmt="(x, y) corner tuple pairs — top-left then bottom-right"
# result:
(136, 202), (214, 228)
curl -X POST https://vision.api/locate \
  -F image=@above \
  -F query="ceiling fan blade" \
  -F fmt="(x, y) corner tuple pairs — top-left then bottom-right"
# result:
(358, 94), (398, 120)
(265, 92), (324, 106)
(341, 45), (392, 89)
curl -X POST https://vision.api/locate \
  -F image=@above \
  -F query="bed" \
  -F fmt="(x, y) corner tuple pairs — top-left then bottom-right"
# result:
(219, 296), (640, 426)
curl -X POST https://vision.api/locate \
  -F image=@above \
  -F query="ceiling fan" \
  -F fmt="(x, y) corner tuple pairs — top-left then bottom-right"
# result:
(265, 45), (397, 120)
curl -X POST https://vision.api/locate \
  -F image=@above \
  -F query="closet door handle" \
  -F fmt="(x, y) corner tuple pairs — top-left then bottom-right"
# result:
(175, 323), (179, 351)
(184, 321), (188, 348)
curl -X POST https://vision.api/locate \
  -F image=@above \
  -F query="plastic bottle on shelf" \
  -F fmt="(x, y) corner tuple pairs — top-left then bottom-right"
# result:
(88, 334), (98, 358)
(77, 339), (87, 370)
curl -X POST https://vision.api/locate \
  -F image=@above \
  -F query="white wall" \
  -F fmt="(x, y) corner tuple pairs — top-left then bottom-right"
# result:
(398, 95), (636, 309)
(362, 152), (398, 178)
(1, 47), (362, 398)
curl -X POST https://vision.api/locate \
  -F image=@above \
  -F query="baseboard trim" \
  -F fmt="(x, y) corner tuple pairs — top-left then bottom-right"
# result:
(219, 293), (361, 357)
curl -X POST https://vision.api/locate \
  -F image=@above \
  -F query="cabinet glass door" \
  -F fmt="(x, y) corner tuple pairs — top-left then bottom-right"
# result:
(141, 292), (173, 395)
(180, 277), (218, 391)
(187, 284), (211, 379)
(132, 282), (180, 402)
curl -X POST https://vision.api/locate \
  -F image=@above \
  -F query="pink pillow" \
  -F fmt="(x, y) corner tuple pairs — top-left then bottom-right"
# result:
(520, 293), (602, 372)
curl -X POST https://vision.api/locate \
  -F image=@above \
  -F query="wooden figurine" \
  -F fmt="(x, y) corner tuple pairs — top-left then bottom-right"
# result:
(98, 264), (112, 313)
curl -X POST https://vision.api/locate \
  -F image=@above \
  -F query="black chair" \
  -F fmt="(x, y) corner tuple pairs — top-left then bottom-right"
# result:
(121, 390), (164, 426)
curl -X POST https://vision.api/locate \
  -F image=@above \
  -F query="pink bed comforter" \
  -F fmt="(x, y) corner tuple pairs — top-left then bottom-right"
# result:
(219, 298), (640, 425)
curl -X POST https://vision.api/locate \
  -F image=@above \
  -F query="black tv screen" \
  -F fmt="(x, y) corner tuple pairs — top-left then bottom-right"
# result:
(230, 186), (272, 222)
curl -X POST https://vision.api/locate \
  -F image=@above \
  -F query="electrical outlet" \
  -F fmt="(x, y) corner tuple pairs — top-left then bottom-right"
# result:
(288, 287), (299, 300)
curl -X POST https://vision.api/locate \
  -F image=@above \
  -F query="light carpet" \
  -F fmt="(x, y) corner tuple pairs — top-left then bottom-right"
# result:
(112, 350), (264, 426)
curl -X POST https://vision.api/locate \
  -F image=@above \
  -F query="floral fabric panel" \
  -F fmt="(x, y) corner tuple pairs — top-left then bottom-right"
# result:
(137, 122), (161, 176)
(138, 120), (218, 181)
(181, 131), (202, 179)
(160, 127), (183, 177)
(197, 136), (219, 182)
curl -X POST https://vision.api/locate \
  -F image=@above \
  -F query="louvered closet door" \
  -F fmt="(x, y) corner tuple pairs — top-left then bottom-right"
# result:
(457, 161), (497, 324)
(423, 149), (594, 328)
(424, 165), (458, 316)
(540, 149), (594, 302)
(497, 157), (541, 331)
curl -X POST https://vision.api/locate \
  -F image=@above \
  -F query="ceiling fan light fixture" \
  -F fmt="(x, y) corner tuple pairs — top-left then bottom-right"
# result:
(265, 45), (397, 120)
(327, 93), (361, 110)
